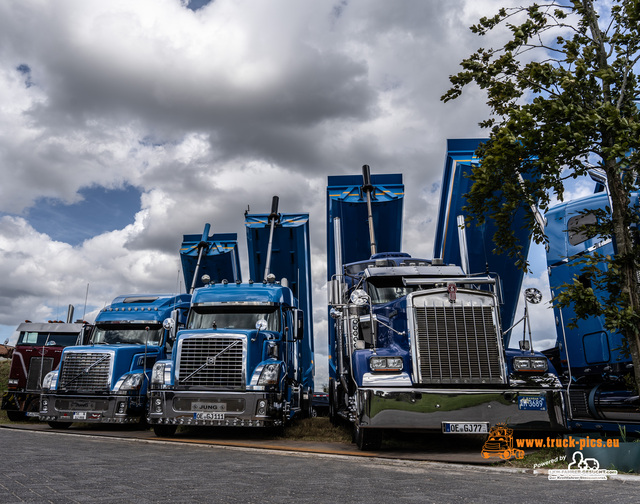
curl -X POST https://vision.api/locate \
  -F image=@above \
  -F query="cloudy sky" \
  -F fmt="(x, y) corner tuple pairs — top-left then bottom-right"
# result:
(0, 0), (596, 385)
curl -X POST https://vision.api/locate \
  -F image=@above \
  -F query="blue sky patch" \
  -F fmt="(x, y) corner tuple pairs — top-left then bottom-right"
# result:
(186, 0), (212, 12)
(25, 185), (142, 245)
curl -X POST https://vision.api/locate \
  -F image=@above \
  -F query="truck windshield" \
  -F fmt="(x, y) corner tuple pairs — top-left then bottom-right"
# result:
(17, 332), (80, 347)
(92, 325), (163, 346)
(188, 306), (280, 331)
(367, 278), (418, 304)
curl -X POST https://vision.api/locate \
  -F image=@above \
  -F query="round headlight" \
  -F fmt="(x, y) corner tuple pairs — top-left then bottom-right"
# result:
(350, 289), (370, 306)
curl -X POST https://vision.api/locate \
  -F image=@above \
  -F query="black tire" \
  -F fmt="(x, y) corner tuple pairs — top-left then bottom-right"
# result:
(328, 379), (339, 426)
(6, 410), (25, 422)
(302, 388), (313, 419)
(137, 415), (149, 430)
(153, 424), (177, 437)
(354, 424), (383, 451)
(48, 421), (71, 429)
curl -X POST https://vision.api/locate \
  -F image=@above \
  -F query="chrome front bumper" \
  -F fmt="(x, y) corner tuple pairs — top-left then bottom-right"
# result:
(356, 387), (566, 431)
(39, 393), (146, 424)
(147, 390), (282, 427)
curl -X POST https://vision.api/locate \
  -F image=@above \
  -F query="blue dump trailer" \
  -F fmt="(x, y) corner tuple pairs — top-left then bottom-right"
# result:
(544, 189), (640, 434)
(180, 223), (241, 292)
(148, 200), (314, 436)
(327, 163), (564, 450)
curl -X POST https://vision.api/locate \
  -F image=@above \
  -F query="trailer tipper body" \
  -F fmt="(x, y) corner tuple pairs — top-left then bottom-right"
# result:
(181, 223), (241, 292)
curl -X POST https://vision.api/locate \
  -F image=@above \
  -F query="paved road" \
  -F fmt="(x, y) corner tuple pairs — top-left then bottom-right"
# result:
(1, 428), (638, 504)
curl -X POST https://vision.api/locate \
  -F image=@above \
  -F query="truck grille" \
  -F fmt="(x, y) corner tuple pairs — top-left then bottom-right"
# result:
(26, 357), (54, 391)
(59, 352), (112, 392)
(178, 335), (245, 388)
(413, 304), (505, 385)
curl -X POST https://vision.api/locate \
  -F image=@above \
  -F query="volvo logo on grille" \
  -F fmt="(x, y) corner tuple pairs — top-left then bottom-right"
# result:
(206, 356), (217, 365)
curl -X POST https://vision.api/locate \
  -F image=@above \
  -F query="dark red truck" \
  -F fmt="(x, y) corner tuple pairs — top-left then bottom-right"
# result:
(2, 310), (90, 421)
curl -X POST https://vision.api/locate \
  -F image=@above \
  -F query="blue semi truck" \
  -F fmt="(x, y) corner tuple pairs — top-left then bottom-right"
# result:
(39, 293), (191, 427)
(148, 198), (314, 436)
(39, 226), (238, 428)
(327, 164), (564, 450)
(437, 139), (640, 435)
(544, 187), (640, 433)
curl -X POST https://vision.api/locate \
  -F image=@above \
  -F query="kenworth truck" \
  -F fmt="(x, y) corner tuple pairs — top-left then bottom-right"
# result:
(327, 164), (564, 450)
(148, 198), (314, 436)
(544, 186), (640, 434)
(39, 293), (191, 427)
(2, 306), (90, 421)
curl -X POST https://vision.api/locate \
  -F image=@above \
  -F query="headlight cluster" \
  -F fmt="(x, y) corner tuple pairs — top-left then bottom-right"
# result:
(513, 357), (548, 372)
(257, 363), (280, 385)
(256, 399), (268, 416)
(115, 373), (144, 394)
(152, 363), (165, 384)
(41, 371), (58, 391)
(370, 356), (403, 372)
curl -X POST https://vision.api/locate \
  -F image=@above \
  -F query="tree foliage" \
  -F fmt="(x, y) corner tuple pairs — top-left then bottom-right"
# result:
(442, 0), (640, 390)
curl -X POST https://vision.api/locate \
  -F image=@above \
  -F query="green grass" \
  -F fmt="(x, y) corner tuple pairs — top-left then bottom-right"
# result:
(500, 446), (567, 469)
(280, 417), (352, 443)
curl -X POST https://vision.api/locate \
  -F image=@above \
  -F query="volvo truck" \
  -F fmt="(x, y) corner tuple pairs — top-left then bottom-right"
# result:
(39, 225), (238, 428)
(148, 198), (314, 436)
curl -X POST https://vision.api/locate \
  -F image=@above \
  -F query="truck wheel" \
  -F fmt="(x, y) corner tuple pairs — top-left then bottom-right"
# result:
(153, 425), (177, 437)
(48, 421), (71, 429)
(7, 411), (25, 422)
(329, 380), (339, 426)
(354, 424), (383, 451)
(303, 387), (313, 418)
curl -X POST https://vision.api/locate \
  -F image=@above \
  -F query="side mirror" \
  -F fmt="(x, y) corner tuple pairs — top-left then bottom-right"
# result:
(328, 279), (343, 306)
(359, 314), (377, 346)
(163, 316), (177, 342)
(79, 324), (93, 345)
(294, 310), (304, 341)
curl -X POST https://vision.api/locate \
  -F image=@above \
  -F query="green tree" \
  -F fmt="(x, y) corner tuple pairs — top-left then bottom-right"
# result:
(442, 0), (640, 391)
